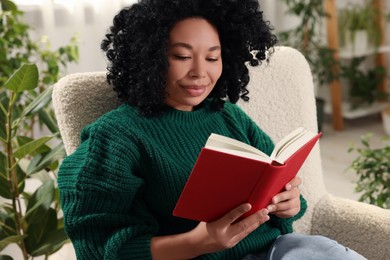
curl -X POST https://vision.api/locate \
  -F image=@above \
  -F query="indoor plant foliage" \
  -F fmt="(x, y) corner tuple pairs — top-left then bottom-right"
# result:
(278, 0), (337, 85)
(337, 0), (381, 52)
(0, 0), (78, 259)
(340, 57), (387, 109)
(348, 134), (390, 209)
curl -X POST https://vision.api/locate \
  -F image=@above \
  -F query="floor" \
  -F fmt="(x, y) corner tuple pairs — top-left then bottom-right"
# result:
(320, 113), (387, 201)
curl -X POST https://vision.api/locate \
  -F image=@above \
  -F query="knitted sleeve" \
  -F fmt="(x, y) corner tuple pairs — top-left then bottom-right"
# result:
(58, 118), (158, 260)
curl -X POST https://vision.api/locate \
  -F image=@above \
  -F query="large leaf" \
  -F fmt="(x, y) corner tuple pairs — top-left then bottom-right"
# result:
(30, 228), (69, 256)
(0, 235), (26, 251)
(24, 181), (54, 222)
(0, 254), (14, 260)
(26, 143), (65, 175)
(38, 108), (59, 134)
(0, 0), (17, 11)
(25, 208), (57, 254)
(0, 152), (26, 199)
(0, 173), (12, 199)
(20, 85), (53, 118)
(5, 64), (39, 93)
(0, 210), (17, 241)
(16, 136), (51, 155)
(13, 134), (56, 159)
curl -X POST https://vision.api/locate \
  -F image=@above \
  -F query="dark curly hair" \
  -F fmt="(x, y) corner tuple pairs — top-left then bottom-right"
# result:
(101, 0), (277, 116)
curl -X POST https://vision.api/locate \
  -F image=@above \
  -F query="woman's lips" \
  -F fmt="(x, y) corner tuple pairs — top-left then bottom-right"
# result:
(183, 85), (207, 97)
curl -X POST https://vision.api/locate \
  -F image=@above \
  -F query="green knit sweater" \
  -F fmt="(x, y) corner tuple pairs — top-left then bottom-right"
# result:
(58, 101), (307, 259)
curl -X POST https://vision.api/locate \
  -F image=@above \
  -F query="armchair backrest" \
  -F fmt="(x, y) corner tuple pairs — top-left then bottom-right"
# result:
(52, 46), (326, 234)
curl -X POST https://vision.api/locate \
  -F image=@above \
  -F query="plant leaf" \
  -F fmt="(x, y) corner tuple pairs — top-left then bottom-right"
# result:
(24, 181), (54, 222)
(0, 254), (14, 260)
(16, 136), (50, 155)
(30, 228), (69, 256)
(25, 208), (57, 254)
(38, 108), (59, 134)
(13, 135), (56, 159)
(27, 143), (65, 175)
(0, 235), (26, 250)
(0, 0), (17, 11)
(5, 64), (39, 93)
(21, 85), (53, 117)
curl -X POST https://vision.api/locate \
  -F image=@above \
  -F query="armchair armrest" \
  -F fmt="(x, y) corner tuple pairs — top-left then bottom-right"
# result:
(311, 194), (390, 260)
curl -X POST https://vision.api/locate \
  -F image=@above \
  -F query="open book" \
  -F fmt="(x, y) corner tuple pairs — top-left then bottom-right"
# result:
(173, 127), (321, 222)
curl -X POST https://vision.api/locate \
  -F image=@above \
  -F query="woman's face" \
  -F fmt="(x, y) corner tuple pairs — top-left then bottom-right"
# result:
(165, 18), (223, 111)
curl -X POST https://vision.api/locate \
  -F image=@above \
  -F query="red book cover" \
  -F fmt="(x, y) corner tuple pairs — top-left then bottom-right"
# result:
(173, 131), (321, 222)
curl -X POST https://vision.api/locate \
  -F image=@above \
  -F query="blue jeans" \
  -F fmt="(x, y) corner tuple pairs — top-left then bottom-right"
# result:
(242, 233), (367, 260)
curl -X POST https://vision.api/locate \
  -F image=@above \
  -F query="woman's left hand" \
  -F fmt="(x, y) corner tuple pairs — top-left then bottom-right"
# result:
(266, 176), (301, 218)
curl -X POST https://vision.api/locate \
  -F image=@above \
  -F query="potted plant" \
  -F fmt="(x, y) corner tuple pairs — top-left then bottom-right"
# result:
(348, 133), (390, 209)
(337, 1), (381, 54)
(340, 57), (386, 109)
(0, 0), (78, 259)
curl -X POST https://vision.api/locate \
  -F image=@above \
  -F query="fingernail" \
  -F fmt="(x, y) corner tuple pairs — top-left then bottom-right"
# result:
(267, 205), (275, 212)
(260, 209), (269, 215)
(273, 197), (279, 204)
(286, 184), (292, 190)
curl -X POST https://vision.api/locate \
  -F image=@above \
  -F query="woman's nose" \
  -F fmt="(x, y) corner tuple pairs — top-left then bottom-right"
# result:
(189, 59), (206, 78)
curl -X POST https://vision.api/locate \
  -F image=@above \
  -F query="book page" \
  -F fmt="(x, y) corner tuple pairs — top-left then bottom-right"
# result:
(205, 134), (269, 158)
(204, 146), (273, 163)
(271, 128), (317, 164)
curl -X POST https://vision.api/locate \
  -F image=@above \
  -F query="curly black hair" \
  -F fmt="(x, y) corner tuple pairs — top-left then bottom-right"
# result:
(101, 0), (277, 116)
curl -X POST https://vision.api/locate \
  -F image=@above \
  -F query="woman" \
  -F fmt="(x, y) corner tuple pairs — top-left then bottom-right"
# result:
(58, 0), (366, 259)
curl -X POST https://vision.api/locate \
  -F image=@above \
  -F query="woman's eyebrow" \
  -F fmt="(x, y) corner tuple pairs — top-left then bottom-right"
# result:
(170, 42), (221, 51)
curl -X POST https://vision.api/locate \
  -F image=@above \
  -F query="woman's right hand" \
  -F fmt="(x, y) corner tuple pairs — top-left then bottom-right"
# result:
(190, 203), (270, 255)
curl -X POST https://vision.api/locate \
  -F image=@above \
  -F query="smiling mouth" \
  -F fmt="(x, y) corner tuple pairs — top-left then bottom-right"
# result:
(183, 85), (208, 97)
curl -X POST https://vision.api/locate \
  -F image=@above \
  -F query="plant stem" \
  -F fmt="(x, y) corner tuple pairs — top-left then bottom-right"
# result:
(6, 91), (29, 260)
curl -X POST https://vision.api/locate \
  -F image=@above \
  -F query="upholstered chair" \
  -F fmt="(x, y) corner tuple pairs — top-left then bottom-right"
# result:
(53, 46), (390, 259)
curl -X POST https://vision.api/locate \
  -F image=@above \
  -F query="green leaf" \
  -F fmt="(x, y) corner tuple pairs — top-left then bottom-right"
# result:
(27, 143), (65, 175)
(30, 228), (69, 256)
(13, 135), (56, 159)
(0, 155), (26, 199)
(0, 0), (17, 11)
(38, 108), (59, 134)
(0, 174), (11, 199)
(21, 85), (53, 117)
(0, 254), (14, 260)
(25, 208), (57, 254)
(16, 136), (51, 155)
(5, 64), (39, 93)
(25, 181), (54, 222)
(0, 235), (26, 250)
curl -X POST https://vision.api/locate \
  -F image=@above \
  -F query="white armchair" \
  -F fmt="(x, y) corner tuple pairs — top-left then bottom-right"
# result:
(53, 46), (390, 259)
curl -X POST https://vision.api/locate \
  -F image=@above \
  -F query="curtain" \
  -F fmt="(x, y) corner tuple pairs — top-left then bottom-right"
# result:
(15, 0), (300, 75)
(17, 0), (137, 74)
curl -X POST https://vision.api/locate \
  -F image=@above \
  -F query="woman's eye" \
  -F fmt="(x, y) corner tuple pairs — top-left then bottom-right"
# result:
(173, 55), (191, 60)
(207, 58), (219, 62)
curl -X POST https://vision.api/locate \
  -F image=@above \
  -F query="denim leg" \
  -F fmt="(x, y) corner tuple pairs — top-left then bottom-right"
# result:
(265, 233), (367, 260)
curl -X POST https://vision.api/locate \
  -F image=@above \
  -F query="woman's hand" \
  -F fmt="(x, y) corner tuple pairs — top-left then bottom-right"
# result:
(190, 203), (270, 255)
(266, 176), (302, 218)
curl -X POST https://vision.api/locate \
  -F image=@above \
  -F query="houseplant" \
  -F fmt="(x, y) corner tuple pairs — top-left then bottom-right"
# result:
(0, 0), (78, 259)
(348, 133), (390, 209)
(278, 0), (337, 86)
(337, 0), (381, 54)
(340, 57), (386, 109)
